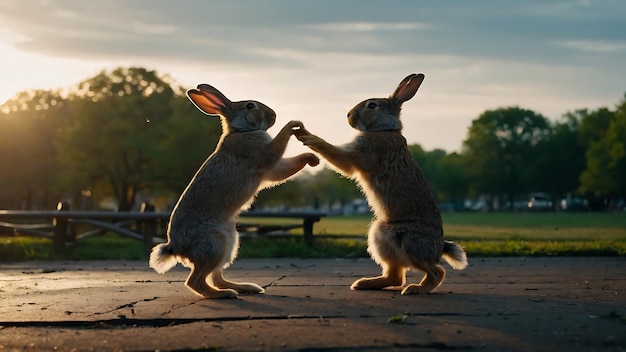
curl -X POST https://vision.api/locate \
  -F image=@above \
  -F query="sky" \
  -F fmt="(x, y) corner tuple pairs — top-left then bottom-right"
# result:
(1, 0), (625, 156)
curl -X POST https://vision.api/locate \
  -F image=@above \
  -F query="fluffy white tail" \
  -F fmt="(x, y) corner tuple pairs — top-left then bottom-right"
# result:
(442, 241), (468, 270)
(149, 243), (178, 274)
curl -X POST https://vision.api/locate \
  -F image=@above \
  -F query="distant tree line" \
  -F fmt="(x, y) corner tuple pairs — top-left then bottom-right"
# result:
(1, 67), (625, 211)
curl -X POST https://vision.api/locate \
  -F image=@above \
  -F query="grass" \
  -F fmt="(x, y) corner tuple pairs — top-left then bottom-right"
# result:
(245, 212), (626, 257)
(1, 212), (624, 261)
(0, 233), (148, 261)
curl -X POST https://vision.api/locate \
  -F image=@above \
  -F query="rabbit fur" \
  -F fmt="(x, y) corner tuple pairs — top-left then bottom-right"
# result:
(296, 73), (467, 294)
(150, 84), (319, 298)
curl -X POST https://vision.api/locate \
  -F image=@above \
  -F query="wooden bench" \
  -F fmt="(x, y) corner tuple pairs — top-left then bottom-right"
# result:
(238, 210), (327, 245)
(0, 206), (327, 251)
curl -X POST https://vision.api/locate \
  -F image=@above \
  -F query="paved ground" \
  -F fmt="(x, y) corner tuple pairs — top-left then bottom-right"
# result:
(0, 257), (624, 351)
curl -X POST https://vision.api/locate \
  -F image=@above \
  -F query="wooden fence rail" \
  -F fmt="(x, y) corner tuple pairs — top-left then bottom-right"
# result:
(0, 202), (326, 253)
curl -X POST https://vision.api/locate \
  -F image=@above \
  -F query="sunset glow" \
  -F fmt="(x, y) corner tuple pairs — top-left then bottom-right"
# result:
(1, 1), (625, 153)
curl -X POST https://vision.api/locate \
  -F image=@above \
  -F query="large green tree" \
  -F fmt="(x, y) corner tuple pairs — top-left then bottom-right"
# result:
(462, 107), (551, 208)
(153, 89), (222, 195)
(0, 90), (69, 209)
(532, 113), (586, 196)
(55, 67), (175, 210)
(576, 108), (614, 149)
(579, 95), (626, 202)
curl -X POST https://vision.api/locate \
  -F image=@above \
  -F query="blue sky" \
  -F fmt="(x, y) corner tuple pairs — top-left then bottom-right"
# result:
(1, 0), (625, 154)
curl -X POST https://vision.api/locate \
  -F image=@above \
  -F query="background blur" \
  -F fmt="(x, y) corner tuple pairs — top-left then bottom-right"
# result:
(1, 1), (625, 213)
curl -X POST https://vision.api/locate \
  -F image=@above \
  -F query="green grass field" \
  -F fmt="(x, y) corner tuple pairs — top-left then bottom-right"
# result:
(1, 212), (624, 261)
(243, 212), (626, 257)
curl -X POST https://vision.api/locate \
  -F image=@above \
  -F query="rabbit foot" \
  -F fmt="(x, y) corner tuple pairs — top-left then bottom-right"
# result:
(401, 284), (431, 295)
(236, 283), (265, 294)
(350, 276), (402, 290)
(202, 288), (240, 299)
(186, 283), (239, 299)
(212, 275), (265, 294)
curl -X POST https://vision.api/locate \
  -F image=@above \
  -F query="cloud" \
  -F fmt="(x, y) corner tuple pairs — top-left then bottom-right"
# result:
(556, 40), (626, 54)
(1, 0), (624, 69)
(304, 22), (429, 32)
(131, 21), (179, 36)
(0, 0), (625, 152)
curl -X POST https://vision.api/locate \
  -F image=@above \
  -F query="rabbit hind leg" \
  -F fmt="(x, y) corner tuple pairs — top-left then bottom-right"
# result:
(185, 258), (238, 299)
(352, 221), (407, 290)
(401, 261), (446, 295)
(350, 261), (406, 290)
(211, 270), (265, 294)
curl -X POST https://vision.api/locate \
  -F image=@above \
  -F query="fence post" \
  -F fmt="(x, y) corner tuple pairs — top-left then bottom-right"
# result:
(53, 201), (69, 253)
(140, 202), (156, 252)
(303, 218), (315, 246)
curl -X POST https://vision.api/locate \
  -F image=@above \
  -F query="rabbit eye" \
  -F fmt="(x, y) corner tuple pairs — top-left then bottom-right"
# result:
(246, 102), (255, 110)
(367, 102), (377, 109)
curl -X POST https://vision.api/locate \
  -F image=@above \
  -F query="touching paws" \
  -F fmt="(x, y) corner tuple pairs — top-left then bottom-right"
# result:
(286, 120), (305, 134)
(290, 123), (324, 153)
(297, 134), (325, 152)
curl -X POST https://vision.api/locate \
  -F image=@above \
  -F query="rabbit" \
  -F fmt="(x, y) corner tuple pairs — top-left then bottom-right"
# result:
(296, 73), (467, 294)
(150, 83), (319, 299)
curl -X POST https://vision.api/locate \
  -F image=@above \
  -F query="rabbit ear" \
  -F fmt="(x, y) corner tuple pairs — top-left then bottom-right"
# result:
(391, 73), (425, 104)
(186, 84), (232, 116)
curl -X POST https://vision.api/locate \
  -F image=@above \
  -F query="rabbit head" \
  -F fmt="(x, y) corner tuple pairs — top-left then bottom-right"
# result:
(187, 84), (276, 133)
(347, 73), (425, 132)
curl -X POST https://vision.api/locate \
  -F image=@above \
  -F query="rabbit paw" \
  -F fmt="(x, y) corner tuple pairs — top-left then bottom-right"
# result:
(351, 275), (404, 290)
(286, 120), (304, 132)
(238, 283), (265, 294)
(302, 153), (320, 166)
(401, 284), (430, 295)
(297, 135), (324, 150)
(293, 124), (312, 139)
(202, 288), (240, 299)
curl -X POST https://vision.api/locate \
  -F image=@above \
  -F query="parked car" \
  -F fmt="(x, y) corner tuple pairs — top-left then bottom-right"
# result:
(559, 197), (589, 212)
(527, 193), (552, 211)
(469, 200), (490, 212)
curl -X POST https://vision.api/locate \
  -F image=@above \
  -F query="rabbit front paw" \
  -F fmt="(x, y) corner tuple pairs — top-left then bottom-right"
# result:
(285, 120), (304, 133)
(297, 135), (324, 151)
(301, 153), (320, 166)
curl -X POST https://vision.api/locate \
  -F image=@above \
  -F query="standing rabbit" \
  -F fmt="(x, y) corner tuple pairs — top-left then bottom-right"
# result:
(150, 84), (319, 298)
(296, 73), (467, 294)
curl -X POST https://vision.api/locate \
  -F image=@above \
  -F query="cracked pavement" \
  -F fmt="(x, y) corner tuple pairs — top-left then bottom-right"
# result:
(0, 257), (624, 351)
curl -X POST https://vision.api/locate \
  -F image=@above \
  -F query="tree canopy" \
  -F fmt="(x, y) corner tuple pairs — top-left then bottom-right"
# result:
(0, 66), (624, 211)
(55, 67), (176, 210)
(462, 107), (551, 207)
(579, 95), (626, 199)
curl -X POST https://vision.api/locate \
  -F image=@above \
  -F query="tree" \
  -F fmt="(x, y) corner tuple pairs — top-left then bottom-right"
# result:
(408, 144), (450, 201)
(437, 152), (469, 207)
(55, 67), (175, 210)
(152, 89), (222, 195)
(579, 95), (626, 202)
(276, 168), (361, 210)
(462, 107), (551, 208)
(577, 108), (614, 149)
(255, 174), (312, 209)
(0, 90), (70, 209)
(532, 113), (586, 196)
